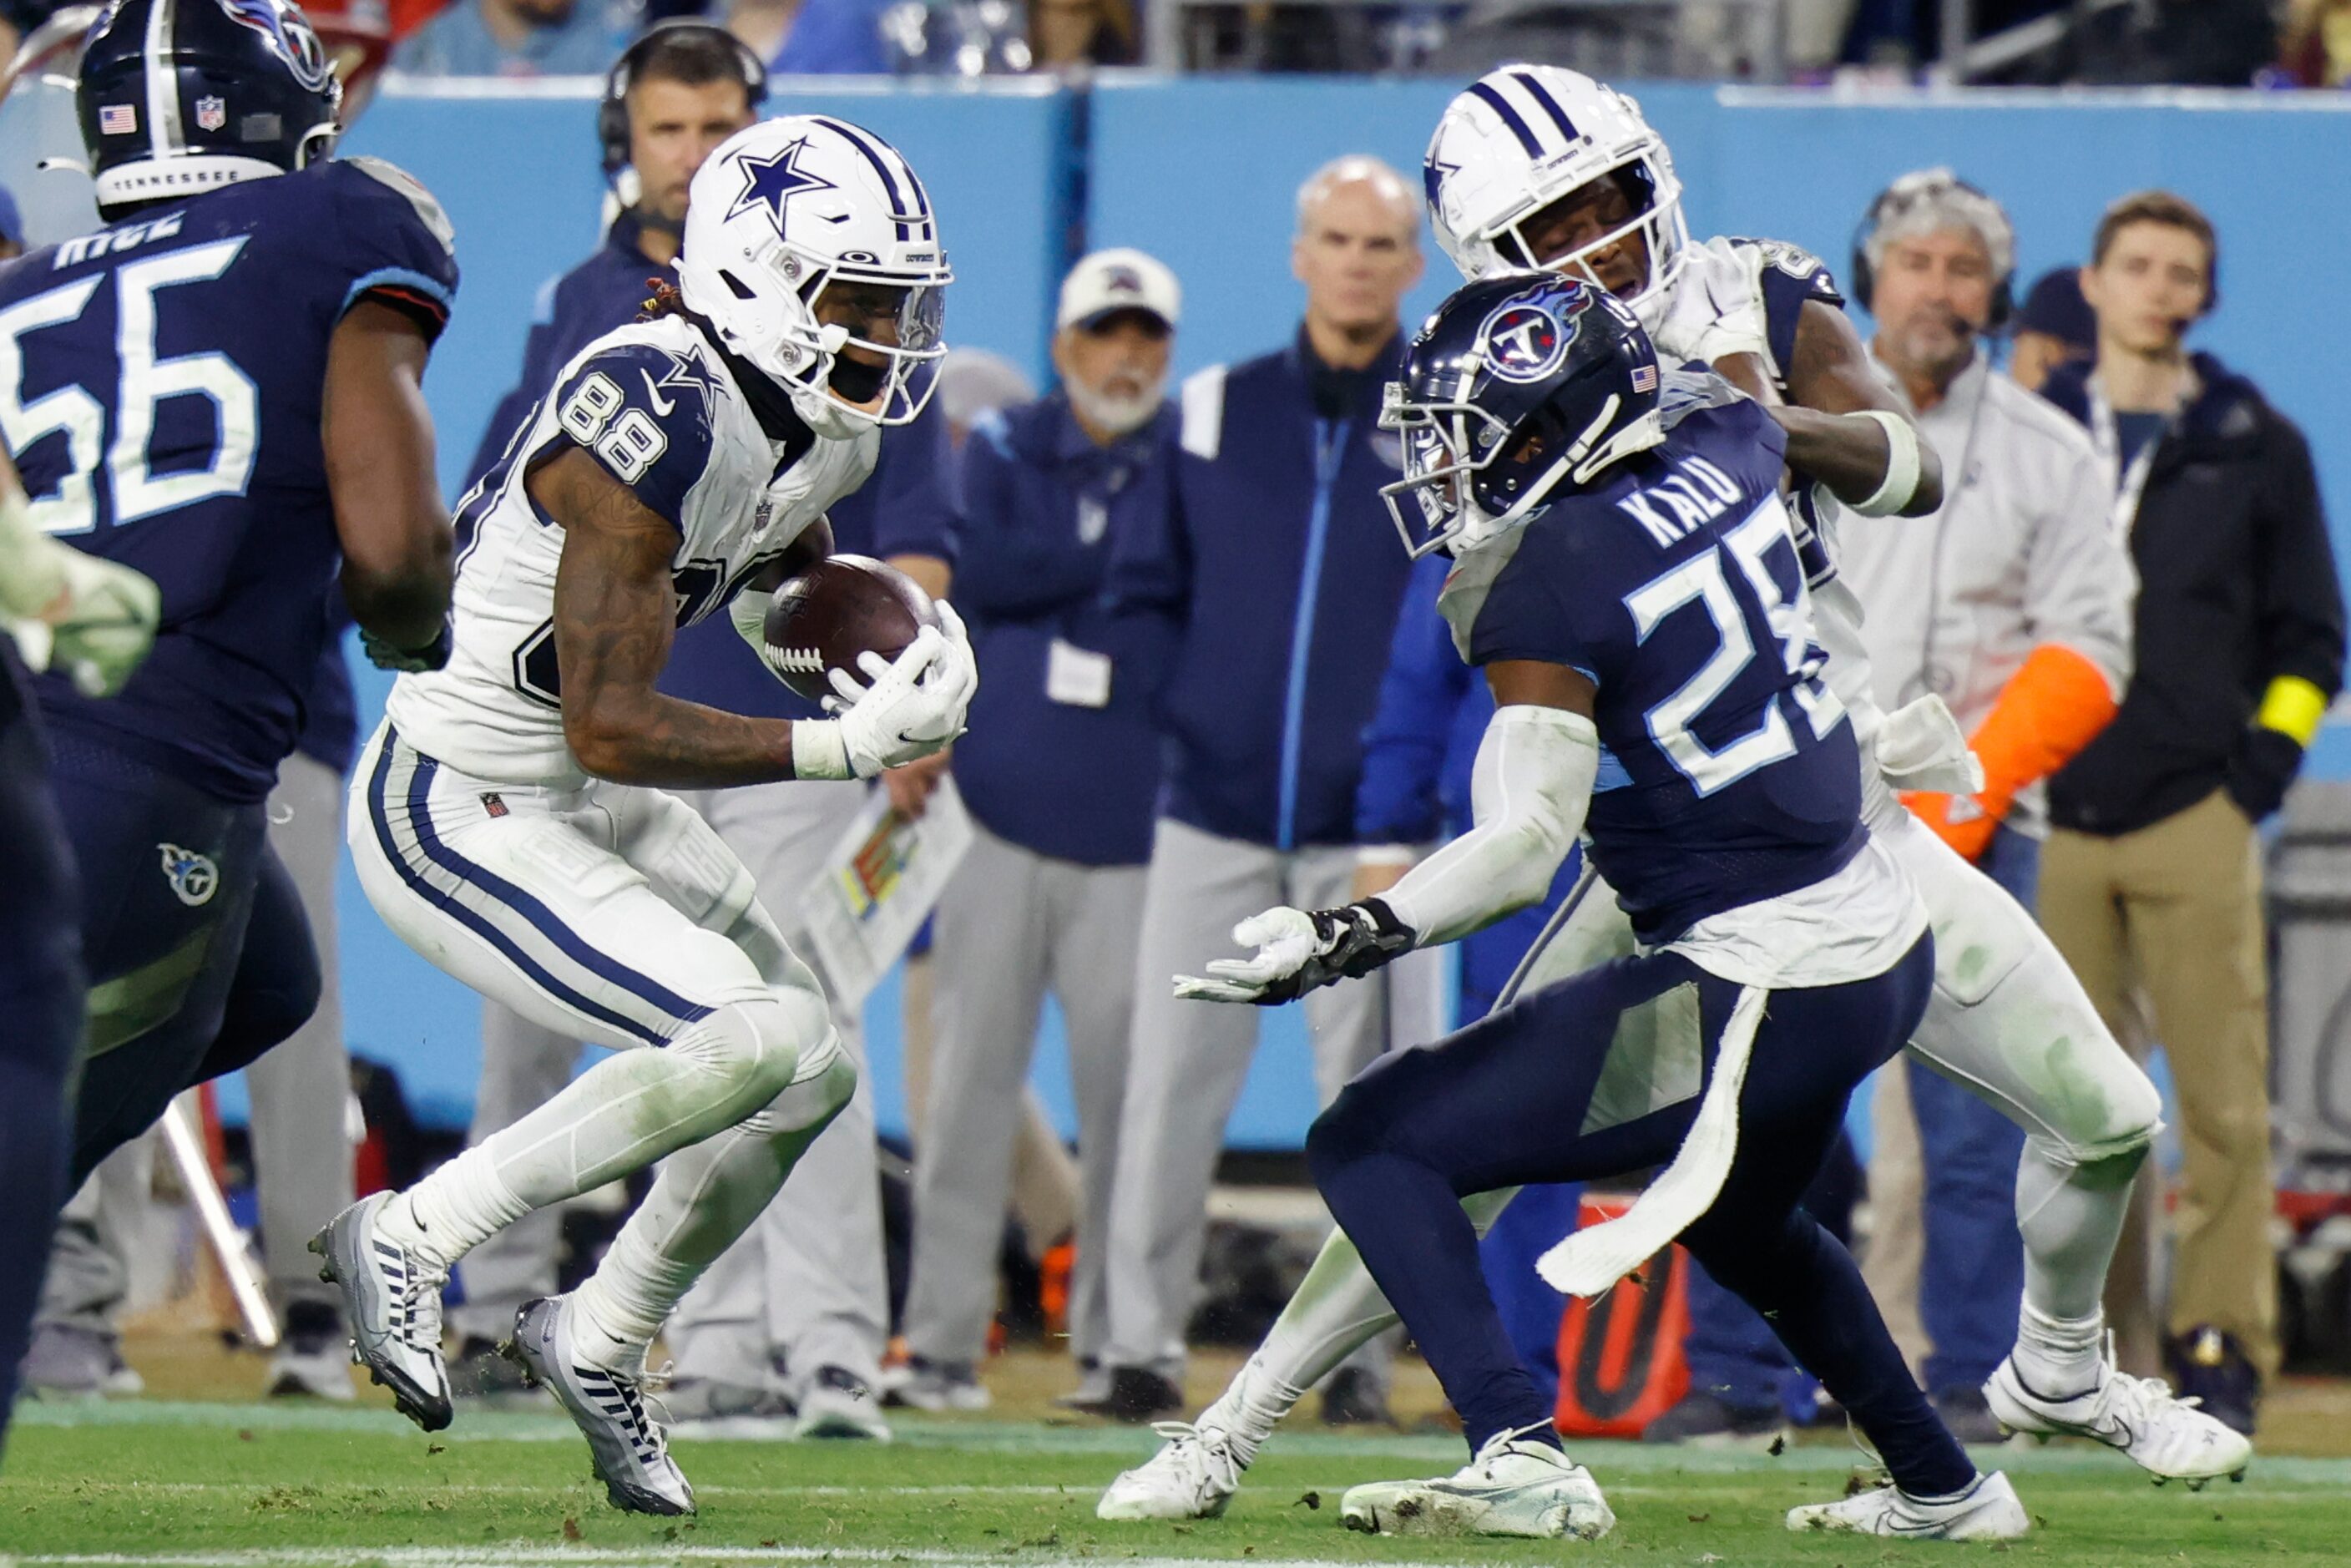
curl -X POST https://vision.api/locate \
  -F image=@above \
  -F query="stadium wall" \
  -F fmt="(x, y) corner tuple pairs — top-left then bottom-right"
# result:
(3, 77), (2346, 1140)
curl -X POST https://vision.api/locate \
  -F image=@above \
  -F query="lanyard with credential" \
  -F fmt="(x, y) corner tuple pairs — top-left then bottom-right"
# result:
(2086, 378), (2172, 541)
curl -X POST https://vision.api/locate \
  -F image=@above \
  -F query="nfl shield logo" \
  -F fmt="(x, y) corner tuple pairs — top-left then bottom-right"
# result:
(195, 95), (227, 132)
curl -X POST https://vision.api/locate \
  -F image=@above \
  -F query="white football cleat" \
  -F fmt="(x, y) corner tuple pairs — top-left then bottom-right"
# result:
(308, 1194), (451, 1430)
(503, 1297), (694, 1516)
(1098, 1422), (1245, 1520)
(1985, 1350), (2252, 1485)
(1787, 1470), (2028, 1540)
(1338, 1430), (1615, 1540)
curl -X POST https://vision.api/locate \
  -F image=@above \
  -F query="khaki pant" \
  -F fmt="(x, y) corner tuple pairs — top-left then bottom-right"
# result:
(2039, 789), (2278, 1378)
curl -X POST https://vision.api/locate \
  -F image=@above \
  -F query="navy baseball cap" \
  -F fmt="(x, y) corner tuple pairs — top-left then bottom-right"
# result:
(2015, 267), (2095, 352)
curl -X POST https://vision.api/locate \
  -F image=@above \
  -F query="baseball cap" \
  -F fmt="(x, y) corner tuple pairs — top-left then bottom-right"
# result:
(0, 185), (22, 250)
(1057, 247), (1180, 332)
(2015, 267), (2095, 352)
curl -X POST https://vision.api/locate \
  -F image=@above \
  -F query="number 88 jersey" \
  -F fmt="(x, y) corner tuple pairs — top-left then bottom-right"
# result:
(387, 312), (875, 786)
(1444, 396), (1863, 946)
(0, 158), (457, 802)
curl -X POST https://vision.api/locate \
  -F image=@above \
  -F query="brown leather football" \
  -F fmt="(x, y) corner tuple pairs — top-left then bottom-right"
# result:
(761, 554), (939, 703)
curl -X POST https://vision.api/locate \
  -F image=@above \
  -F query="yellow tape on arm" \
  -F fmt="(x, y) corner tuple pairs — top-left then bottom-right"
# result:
(2257, 675), (2329, 748)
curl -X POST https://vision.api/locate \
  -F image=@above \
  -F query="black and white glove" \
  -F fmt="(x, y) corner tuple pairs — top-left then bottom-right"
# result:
(1173, 898), (1416, 1006)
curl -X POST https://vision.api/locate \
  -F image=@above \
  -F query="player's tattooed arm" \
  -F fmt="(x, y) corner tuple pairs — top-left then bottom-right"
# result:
(535, 448), (806, 788)
(324, 301), (456, 656)
(1715, 301), (1944, 518)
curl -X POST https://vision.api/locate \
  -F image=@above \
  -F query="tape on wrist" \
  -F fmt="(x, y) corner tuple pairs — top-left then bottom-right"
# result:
(1849, 410), (1924, 517)
(791, 718), (853, 781)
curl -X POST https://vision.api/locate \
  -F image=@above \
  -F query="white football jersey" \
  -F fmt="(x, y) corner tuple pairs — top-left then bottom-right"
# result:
(388, 314), (877, 785)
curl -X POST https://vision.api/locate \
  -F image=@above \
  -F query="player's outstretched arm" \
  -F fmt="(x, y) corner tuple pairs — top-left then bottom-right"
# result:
(1176, 660), (1598, 1005)
(538, 450), (972, 789)
(323, 301), (456, 666)
(1717, 301), (1944, 518)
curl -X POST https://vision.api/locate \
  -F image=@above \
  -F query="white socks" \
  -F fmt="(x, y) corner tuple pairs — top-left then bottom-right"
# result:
(2010, 1302), (2106, 1398)
(2015, 1134), (2139, 1322)
(377, 1151), (527, 1272)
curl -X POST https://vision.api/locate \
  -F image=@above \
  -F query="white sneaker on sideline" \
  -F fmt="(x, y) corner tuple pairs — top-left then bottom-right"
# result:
(794, 1366), (892, 1441)
(1986, 1348), (2252, 1485)
(1339, 1430), (1615, 1540)
(1098, 1422), (1243, 1520)
(1787, 1470), (2028, 1540)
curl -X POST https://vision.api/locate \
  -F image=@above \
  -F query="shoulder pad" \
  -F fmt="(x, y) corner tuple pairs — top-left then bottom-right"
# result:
(345, 157), (456, 258)
(549, 334), (731, 532)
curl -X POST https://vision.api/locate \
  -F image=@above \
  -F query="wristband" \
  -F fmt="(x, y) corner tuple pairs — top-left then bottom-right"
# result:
(2257, 674), (2329, 748)
(1849, 410), (1924, 518)
(791, 718), (852, 781)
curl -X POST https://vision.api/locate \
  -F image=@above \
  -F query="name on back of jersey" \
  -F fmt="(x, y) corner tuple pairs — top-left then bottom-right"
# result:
(51, 212), (187, 270)
(1614, 453), (1749, 549)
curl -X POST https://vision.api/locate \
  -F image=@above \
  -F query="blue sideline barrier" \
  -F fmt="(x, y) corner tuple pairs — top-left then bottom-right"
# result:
(4, 76), (2346, 1141)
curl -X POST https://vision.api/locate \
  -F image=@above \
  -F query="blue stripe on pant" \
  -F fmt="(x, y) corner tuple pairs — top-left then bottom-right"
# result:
(1307, 936), (1973, 1500)
(364, 732), (711, 1047)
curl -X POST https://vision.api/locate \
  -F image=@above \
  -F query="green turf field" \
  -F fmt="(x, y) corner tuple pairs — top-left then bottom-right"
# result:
(3, 1402), (2344, 1566)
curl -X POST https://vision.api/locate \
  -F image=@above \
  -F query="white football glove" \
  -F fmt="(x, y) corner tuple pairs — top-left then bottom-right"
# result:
(1651, 240), (1769, 370)
(1173, 900), (1414, 1006)
(0, 495), (160, 698)
(816, 600), (977, 778)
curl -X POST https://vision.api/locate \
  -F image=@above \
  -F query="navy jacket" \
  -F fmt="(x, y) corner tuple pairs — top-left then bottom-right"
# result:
(1110, 326), (1417, 849)
(949, 393), (1171, 867)
(2044, 354), (2345, 833)
(461, 210), (956, 723)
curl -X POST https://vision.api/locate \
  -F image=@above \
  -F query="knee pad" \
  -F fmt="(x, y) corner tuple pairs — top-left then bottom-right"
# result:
(667, 987), (832, 1115)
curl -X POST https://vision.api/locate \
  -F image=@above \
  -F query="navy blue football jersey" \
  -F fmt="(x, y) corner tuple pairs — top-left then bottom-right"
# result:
(1453, 397), (1863, 943)
(0, 159), (458, 801)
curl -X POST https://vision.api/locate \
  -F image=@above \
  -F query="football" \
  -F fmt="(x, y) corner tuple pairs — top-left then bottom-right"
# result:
(761, 553), (940, 703)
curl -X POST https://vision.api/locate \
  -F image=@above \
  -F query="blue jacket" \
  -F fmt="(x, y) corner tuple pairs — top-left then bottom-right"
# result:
(948, 393), (1171, 867)
(1109, 326), (1417, 850)
(461, 212), (956, 723)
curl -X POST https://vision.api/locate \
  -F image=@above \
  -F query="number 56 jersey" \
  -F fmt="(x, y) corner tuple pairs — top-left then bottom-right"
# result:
(386, 314), (875, 787)
(0, 159), (457, 802)
(1441, 397), (1864, 948)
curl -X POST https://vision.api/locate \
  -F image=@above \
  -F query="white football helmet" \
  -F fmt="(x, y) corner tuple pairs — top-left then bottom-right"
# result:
(1423, 66), (1689, 330)
(678, 115), (951, 435)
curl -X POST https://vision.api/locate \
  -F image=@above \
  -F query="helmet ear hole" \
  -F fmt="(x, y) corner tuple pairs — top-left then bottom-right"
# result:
(720, 269), (758, 301)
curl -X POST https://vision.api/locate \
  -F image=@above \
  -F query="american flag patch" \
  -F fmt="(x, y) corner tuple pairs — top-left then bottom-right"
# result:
(1631, 364), (1658, 393)
(99, 104), (137, 135)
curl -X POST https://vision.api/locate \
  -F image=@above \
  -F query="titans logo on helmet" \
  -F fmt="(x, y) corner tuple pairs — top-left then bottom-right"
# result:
(1479, 279), (1597, 385)
(727, 139), (837, 237)
(217, 0), (336, 94)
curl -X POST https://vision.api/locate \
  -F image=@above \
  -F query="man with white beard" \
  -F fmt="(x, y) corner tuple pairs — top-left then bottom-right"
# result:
(894, 250), (1185, 1410)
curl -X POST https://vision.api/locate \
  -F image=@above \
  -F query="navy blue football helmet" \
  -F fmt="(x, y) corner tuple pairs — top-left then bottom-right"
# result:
(1381, 271), (1665, 559)
(78, 0), (342, 216)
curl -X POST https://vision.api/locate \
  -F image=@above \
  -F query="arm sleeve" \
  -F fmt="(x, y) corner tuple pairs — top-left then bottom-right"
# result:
(2253, 416), (2347, 709)
(946, 415), (1100, 617)
(1354, 554), (1471, 847)
(1378, 704), (1598, 947)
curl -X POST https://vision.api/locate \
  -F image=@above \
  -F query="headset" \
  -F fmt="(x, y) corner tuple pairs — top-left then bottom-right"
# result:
(1849, 168), (2015, 336)
(597, 20), (769, 182)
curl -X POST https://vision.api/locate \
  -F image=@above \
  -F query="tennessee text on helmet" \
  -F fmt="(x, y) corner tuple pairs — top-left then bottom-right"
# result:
(676, 115), (951, 434)
(1423, 64), (1690, 330)
(78, 0), (342, 216)
(1380, 271), (1666, 560)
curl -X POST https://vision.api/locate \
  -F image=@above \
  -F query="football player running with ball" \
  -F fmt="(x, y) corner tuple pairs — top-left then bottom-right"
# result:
(1168, 277), (2021, 1540)
(313, 117), (974, 1517)
(1102, 64), (2244, 1531)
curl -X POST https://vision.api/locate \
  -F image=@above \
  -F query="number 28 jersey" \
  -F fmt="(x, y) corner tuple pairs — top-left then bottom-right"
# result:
(0, 159), (458, 802)
(386, 315), (875, 786)
(1442, 397), (1862, 946)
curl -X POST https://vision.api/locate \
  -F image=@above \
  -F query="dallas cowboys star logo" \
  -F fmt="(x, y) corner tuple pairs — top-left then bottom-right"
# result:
(727, 139), (837, 236)
(1423, 151), (1460, 207)
(655, 344), (726, 412)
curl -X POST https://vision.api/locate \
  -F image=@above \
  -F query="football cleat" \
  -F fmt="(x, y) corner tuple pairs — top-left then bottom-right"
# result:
(309, 1193), (451, 1430)
(1097, 1421), (1245, 1520)
(1985, 1348), (2252, 1485)
(503, 1296), (694, 1516)
(1787, 1470), (2028, 1540)
(1338, 1429), (1615, 1540)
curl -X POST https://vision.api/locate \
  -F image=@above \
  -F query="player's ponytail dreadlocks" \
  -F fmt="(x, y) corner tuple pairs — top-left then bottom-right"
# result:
(639, 278), (687, 321)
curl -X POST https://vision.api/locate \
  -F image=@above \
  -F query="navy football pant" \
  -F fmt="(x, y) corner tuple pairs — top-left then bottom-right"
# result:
(1309, 935), (1975, 1500)
(48, 731), (321, 1183)
(0, 706), (85, 1452)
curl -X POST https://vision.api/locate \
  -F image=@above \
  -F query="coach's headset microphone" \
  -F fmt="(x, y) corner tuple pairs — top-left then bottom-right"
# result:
(598, 20), (769, 225)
